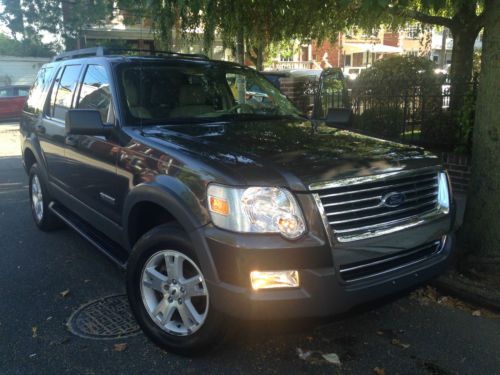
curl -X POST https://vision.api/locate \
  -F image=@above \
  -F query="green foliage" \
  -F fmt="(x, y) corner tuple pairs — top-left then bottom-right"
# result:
(354, 108), (403, 139)
(352, 55), (445, 142)
(0, 33), (54, 57)
(0, 0), (113, 51)
(354, 55), (442, 96)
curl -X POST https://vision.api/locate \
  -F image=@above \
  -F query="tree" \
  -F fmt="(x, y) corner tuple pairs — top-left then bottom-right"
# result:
(346, 1), (485, 115)
(0, 0), (113, 51)
(460, 0), (500, 268)
(118, 0), (349, 70)
(0, 33), (54, 57)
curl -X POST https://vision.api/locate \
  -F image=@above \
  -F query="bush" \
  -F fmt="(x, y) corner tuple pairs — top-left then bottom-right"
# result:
(354, 108), (403, 139)
(350, 55), (448, 143)
(353, 55), (444, 96)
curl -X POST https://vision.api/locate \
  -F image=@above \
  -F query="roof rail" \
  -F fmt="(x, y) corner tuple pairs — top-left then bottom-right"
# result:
(53, 47), (105, 61)
(106, 48), (209, 60)
(52, 46), (209, 62)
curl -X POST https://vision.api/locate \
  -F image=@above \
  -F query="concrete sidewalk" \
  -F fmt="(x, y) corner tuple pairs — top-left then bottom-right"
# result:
(0, 122), (21, 157)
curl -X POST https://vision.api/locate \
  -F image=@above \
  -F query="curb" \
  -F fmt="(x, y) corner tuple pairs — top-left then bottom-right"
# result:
(431, 276), (500, 313)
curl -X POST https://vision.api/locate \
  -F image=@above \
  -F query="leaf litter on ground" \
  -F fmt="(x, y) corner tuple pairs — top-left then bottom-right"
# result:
(410, 285), (500, 318)
(297, 348), (341, 366)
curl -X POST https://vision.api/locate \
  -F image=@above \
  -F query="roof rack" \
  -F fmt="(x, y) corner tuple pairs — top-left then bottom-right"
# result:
(52, 46), (209, 62)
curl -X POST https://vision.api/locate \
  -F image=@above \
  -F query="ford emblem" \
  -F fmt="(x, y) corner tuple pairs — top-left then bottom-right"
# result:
(382, 192), (405, 207)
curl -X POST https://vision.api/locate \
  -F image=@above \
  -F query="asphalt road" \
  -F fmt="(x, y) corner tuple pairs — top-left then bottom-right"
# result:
(1, 122), (499, 375)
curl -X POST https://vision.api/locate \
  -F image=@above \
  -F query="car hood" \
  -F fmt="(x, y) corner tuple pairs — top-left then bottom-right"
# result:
(140, 118), (439, 191)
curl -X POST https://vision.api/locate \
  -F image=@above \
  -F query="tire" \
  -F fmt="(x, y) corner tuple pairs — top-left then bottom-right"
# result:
(127, 223), (227, 356)
(29, 164), (63, 231)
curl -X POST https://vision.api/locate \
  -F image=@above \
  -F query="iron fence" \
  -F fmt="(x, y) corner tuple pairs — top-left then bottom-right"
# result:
(307, 73), (478, 152)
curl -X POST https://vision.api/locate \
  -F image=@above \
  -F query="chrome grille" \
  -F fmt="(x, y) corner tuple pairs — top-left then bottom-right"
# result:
(339, 239), (444, 282)
(312, 169), (442, 242)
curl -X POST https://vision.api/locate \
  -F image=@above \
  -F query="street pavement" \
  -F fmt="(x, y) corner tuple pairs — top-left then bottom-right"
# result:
(1, 122), (499, 375)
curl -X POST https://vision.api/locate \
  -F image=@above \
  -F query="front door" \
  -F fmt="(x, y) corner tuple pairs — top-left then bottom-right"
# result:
(62, 64), (122, 223)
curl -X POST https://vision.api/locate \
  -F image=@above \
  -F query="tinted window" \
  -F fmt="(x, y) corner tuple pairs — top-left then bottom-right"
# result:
(77, 65), (112, 123)
(25, 67), (54, 114)
(0, 88), (13, 97)
(51, 64), (81, 120)
(118, 63), (301, 125)
(17, 87), (29, 96)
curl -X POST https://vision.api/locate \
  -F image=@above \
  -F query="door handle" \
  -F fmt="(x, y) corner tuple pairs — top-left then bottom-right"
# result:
(35, 124), (46, 134)
(65, 135), (78, 147)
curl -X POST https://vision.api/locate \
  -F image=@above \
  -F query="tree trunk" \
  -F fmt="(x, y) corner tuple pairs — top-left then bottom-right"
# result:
(254, 39), (265, 71)
(461, 0), (500, 266)
(440, 28), (447, 68)
(448, 25), (478, 114)
(235, 28), (245, 64)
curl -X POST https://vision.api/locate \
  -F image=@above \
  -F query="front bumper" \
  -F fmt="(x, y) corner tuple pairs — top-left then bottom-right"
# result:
(207, 234), (452, 319)
(199, 212), (454, 320)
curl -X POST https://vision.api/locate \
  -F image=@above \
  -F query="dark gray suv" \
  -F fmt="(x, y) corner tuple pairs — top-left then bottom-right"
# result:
(20, 47), (454, 355)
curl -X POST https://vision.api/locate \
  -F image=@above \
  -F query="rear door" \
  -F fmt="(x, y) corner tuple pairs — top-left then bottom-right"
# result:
(39, 64), (83, 188)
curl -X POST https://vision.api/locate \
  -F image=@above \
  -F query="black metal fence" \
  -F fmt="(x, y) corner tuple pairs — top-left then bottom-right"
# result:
(307, 72), (478, 152)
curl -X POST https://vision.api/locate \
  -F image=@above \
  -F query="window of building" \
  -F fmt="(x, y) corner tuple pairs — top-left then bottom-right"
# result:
(405, 24), (421, 39)
(77, 65), (113, 123)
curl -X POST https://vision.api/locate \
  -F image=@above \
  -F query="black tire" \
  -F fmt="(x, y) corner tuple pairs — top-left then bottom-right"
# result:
(28, 163), (63, 231)
(127, 223), (227, 356)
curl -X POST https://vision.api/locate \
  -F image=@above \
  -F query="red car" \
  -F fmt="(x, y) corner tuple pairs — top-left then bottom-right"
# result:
(0, 85), (30, 120)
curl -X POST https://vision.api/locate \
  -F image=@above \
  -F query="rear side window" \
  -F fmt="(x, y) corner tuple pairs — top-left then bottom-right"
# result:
(77, 65), (112, 123)
(0, 88), (13, 97)
(17, 87), (29, 96)
(50, 64), (82, 120)
(25, 67), (54, 114)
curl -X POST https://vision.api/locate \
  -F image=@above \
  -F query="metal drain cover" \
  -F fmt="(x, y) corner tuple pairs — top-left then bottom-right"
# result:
(68, 294), (141, 339)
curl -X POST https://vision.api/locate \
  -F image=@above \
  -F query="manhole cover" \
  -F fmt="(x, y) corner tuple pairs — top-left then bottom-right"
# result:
(68, 294), (141, 339)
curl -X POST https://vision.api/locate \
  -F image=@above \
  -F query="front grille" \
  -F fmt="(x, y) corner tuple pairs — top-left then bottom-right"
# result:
(339, 239), (443, 282)
(313, 169), (441, 242)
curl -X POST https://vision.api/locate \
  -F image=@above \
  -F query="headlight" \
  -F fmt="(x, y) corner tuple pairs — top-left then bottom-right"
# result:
(437, 171), (451, 214)
(207, 184), (306, 239)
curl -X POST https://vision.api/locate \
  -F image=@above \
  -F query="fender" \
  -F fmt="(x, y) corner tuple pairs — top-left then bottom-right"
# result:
(22, 136), (48, 181)
(123, 177), (219, 282)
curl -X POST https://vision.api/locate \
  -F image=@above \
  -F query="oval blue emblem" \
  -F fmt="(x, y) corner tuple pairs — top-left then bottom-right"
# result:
(382, 192), (405, 207)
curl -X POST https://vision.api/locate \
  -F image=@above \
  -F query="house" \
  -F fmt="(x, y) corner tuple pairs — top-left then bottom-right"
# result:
(0, 55), (51, 86)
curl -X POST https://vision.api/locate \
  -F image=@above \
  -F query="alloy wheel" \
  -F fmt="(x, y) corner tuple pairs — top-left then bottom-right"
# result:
(140, 250), (209, 336)
(31, 174), (44, 223)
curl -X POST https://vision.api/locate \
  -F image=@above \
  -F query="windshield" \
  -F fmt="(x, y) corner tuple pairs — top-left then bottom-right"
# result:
(116, 62), (302, 125)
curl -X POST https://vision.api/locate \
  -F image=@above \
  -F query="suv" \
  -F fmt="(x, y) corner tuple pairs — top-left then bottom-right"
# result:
(20, 47), (454, 355)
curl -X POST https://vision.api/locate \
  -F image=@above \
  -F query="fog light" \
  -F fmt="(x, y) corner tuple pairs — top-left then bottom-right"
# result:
(250, 270), (299, 290)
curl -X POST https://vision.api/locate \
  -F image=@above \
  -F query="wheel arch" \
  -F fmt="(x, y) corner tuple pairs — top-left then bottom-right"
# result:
(123, 180), (218, 282)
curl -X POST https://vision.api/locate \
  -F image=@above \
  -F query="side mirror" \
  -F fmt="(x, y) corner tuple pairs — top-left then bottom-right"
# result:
(65, 109), (111, 136)
(325, 108), (353, 128)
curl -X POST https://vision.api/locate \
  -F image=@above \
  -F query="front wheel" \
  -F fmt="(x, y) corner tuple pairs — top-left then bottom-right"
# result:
(126, 224), (227, 355)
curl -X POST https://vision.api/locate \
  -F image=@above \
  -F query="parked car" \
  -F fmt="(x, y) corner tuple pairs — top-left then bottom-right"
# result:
(21, 47), (454, 355)
(342, 66), (366, 80)
(0, 85), (30, 120)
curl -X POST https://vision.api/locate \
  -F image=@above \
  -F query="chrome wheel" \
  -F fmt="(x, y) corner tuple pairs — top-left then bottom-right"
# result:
(140, 250), (209, 336)
(31, 174), (44, 223)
